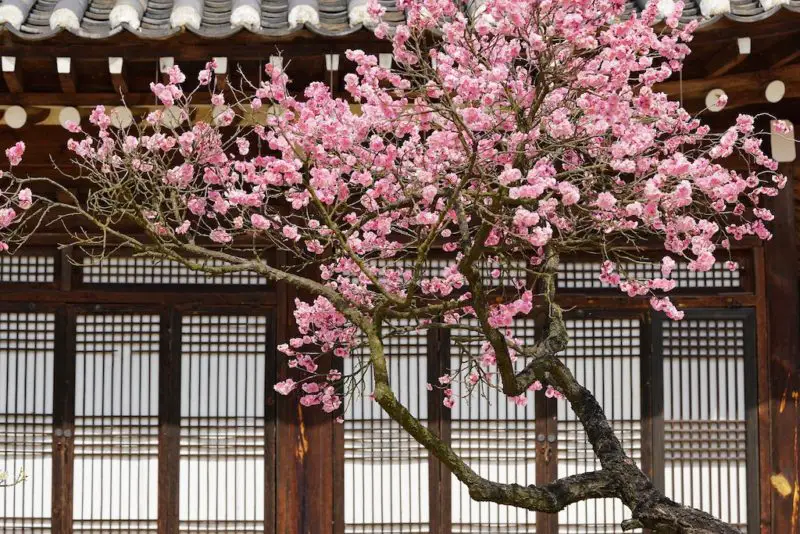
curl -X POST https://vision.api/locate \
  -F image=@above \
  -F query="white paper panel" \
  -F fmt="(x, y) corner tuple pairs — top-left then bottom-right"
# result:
(82, 257), (267, 285)
(73, 314), (160, 532)
(450, 318), (538, 532)
(0, 312), (55, 533)
(663, 318), (748, 532)
(344, 320), (429, 533)
(179, 315), (267, 532)
(558, 318), (641, 533)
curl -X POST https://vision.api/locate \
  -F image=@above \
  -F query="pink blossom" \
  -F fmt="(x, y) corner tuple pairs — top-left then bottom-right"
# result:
(282, 225), (300, 241)
(0, 208), (16, 229)
(209, 228), (232, 243)
(175, 220), (191, 234)
(594, 192), (617, 211)
(5, 142), (25, 167)
(661, 256), (676, 277)
(17, 188), (32, 210)
(274, 379), (296, 395)
(251, 214), (270, 230)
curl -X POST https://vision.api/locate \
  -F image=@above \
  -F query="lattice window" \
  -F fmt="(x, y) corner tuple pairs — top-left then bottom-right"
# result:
(0, 255), (55, 284)
(344, 319), (429, 533)
(73, 314), (160, 533)
(179, 315), (268, 533)
(81, 257), (268, 286)
(558, 261), (741, 290)
(449, 318), (538, 533)
(368, 258), (527, 288)
(557, 318), (642, 533)
(662, 318), (749, 532)
(0, 312), (55, 533)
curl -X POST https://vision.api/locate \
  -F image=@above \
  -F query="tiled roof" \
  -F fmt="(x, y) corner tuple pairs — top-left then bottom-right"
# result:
(0, 0), (797, 40)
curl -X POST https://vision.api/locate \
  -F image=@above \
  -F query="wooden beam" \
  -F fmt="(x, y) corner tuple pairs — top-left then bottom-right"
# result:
(108, 57), (128, 96)
(705, 37), (751, 78)
(763, 43), (800, 70)
(656, 63), (800, 111)
(1, 56), (23, 93)
(56, 57), (76, 93)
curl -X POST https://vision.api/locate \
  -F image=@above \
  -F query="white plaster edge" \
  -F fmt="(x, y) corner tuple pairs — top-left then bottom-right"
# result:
(288, 5), (319, 28)
(230, 4), (260, 30)
(109, 4), (141, 29)
(0, 5), (25, 29)
(170, 5), (201, 29)
(49, 7), (81, 30)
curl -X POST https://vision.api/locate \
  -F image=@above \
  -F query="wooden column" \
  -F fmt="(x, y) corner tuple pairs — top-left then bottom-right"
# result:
(52, 308), (75, 534)
(763, 161), (799, 534)
(427, 327), (452, 534)
(157, 309), (181, 534)
(275, 252), (337, 534)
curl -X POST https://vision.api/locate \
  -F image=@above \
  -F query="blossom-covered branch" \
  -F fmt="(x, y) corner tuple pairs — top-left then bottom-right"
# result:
(0, 0), (791, 531)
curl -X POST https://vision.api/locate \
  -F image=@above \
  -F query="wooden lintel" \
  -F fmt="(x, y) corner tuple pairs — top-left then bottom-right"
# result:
(705, 38), (750, 78)
(2, 56), (23, 93)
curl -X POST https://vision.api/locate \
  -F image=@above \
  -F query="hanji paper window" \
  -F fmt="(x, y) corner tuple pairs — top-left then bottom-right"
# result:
(343, 319), (430, 533)
(81, 257), (267, 286)
(449, 318), (538, 533)
(179, 314), (268, 533)
(0, 255), (55, 284)
(557, 261), (741, 291)
(73, 314), (160, 533)
(557, 317), (643, 533)
(0, 312), (55, 533)
(659, 312), (757, 533)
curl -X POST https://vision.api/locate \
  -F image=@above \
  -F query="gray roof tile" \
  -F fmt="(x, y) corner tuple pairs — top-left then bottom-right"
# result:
(0, 0), (798, 40)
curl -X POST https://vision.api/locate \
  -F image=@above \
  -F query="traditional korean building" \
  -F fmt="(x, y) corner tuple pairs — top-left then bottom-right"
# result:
(0, 1), (798, 533)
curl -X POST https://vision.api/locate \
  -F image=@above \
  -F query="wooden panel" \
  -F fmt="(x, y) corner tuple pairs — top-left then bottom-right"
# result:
(764, 163), (799, 534)
(276, 257), (337, 534)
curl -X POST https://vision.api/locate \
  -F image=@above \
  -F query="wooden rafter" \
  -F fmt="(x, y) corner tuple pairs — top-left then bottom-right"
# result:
(2, 56), (23, 93)
(214, 56), (228, 92)
(57, 57), (76, 93)
(108, 57), (128, 96)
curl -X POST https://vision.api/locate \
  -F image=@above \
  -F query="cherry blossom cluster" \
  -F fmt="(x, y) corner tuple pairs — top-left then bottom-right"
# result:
(1, 0), (789, 414)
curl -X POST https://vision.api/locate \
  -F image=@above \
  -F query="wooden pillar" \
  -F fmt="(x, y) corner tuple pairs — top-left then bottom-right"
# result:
(275, 252), (337, 534)
(763, 161), (799, 534)
(52, 308), (75, 534)
(427, 327), (452, 534)
(157, 309), (181, 534)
